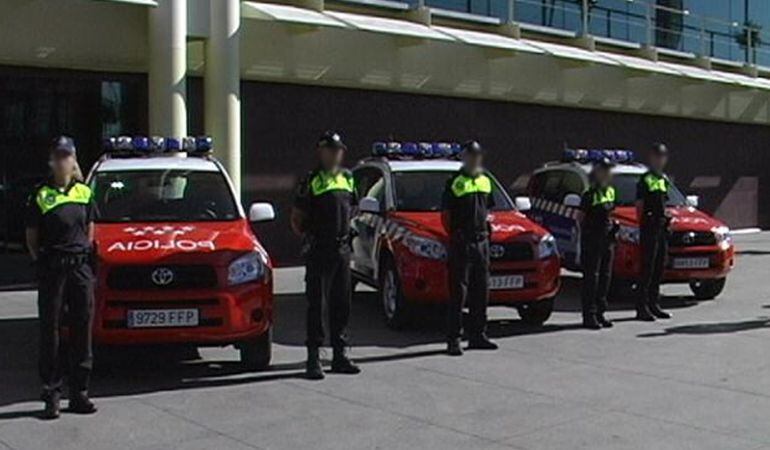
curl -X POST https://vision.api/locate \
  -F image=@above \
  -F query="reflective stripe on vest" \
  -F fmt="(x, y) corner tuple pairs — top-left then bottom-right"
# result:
(591, 186), (616, 206)
(310, 171), (355, 196)
(644, 173), (668, 193)
(35, 183), (92, 215)
(450, 174), (492, 197)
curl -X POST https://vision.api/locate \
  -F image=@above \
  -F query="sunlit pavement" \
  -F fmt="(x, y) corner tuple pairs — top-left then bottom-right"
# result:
(1, 233), (770, 450)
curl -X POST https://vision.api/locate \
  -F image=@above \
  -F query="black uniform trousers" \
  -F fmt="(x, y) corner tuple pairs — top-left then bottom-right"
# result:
(447, 237), (490, 340)
(37, 256), (94, 397)
(305, 247), (351, 350)
(639, 222), (668, 308)
(580, 234), (614, 317)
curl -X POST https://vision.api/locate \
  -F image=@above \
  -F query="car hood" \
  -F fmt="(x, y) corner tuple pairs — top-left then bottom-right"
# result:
(389, 211), (547, 242)
(95, 220), (263, 266)
(613, 206), (726, 231)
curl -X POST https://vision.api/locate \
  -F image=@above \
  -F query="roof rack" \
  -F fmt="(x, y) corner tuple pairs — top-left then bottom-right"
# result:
(371, 141), (462, 160)
(101, 135), (213, 158)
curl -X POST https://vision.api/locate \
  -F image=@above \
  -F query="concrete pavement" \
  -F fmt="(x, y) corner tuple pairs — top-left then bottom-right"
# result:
(1, 233), (770, 449)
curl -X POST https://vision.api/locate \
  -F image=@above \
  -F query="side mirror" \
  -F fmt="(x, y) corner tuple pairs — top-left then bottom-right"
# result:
(563, 193), (582, 208)
(686, 195), (699, 208)
(514, 196), (532, 211)
(358, 196), (381, 214)
(249, 202), (275, 222)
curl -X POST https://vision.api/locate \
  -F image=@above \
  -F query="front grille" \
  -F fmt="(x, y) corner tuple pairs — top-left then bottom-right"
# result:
(669, 231), (716, 247)
(490, 242), (534, 261)
(107, 265), (218, 290)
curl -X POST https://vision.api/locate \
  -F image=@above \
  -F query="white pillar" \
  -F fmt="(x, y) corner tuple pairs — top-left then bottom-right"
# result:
(148, 0), (188, 138)
(206, 0), (241, 197)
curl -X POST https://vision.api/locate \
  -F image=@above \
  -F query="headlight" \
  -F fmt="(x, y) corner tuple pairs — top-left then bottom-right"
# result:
(228, 251), (268, 285)
(617, 225), (640, 244)
(404, 235), (447, 260)
(537, 234), (558, 259)
(712, 226), (731, 246)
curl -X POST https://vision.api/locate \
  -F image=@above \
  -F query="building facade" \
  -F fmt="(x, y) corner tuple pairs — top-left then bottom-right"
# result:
(1, 0), (769, 265)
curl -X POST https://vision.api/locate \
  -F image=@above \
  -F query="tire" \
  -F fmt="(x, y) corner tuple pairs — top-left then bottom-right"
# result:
(239, 328), (272, 371)
(689, 278), (726, 300)
(379, 256), (411, 329)
(517, 297), (554, 325)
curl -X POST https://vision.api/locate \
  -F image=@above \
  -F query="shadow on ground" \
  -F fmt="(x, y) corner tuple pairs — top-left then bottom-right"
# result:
(637, 317), (770, 338)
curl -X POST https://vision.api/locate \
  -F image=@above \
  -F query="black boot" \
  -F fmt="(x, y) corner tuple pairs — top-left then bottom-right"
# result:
(305, 346), (325, 380)
(597, 313), (614, 328)
(331, 347), (361, 374)
(467, 334), (498, 350)
(41, 391), (60, 420)
(582, 314), (601, 330)
(68, 392), (97, 415)
(636, 305), (656, 322)
(649, 303), (672, 319)
(447, 338), (463, 356)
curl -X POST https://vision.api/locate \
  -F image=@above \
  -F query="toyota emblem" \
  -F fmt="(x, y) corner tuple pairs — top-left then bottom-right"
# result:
(490, 244), (505, 259)
(682, 232), (696, 245)
(151, 267), (175, 286)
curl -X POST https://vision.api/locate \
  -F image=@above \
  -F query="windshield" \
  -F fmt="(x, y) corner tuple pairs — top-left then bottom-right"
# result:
(613, 173), (687, 207)
(92, 170), (239, 223)
(392, 171), (514, 212)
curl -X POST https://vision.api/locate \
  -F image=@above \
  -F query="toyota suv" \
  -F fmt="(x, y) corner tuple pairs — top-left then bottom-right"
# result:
(87, 136), (275, 369)
(351, 142), (561, 328)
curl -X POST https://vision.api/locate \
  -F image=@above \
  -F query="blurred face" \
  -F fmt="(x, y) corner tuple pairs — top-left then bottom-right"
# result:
(648, 152), (668, 172)
(318, 145), (344, 171)
(594, 166), (612, 186)
(50, 151), (76, 179)
(462, 152), (484, 174)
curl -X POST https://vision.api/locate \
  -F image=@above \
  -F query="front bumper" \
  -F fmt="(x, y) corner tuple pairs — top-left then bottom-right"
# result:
(93, 281), (273, 346)
(395, 252), (561, 305)
(613, 241), (735, 282)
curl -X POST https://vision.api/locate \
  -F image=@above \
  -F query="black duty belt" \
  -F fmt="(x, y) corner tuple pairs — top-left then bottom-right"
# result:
(40, 252), (90, 268)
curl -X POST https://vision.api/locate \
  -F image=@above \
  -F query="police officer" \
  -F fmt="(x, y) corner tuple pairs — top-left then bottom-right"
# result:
(26, 136), (97, 419)
(291, 131), (361, 380)
(635, 143), (673, 321)
(442, 141), (498, 356)
(579, 158), (618, 330)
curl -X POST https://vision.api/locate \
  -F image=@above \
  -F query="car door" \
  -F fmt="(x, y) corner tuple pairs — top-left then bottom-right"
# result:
(351, 166), (386, 282)
(557, 170), (588, 267)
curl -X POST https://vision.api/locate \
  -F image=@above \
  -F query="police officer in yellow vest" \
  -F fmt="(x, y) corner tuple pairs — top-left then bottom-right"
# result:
(635, 143), (673, 321)
(578, 157), (618, 330)
(291, 131), (361, 379)
(25, 137), (97, 419)
(441, 141), (498, 356)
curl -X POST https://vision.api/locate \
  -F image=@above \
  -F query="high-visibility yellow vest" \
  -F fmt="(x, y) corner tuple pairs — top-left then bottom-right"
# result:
(309, 171), (355, 196)
(643, 173), (668, 193)
(450, 174), (492, 197)
(591, 185), (616, 206)
(35, 183), (92, 215)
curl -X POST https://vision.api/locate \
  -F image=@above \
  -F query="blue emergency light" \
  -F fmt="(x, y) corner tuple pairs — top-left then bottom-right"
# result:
(103, 135), (213, 155)
(563, 148), (635, 164)
(372, 141), (462, 159)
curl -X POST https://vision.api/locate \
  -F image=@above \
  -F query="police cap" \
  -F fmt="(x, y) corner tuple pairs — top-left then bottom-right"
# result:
(461, 140), (483, 155)
(651, 142), (668, 156)
(50, 135), (76, 156)
(317, 131), (347, 151)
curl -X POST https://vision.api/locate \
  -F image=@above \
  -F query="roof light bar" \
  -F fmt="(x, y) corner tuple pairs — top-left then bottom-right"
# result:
(103, 135), (213, 155)
(372, 141), (463, 159)
(563, 148), (635, 164)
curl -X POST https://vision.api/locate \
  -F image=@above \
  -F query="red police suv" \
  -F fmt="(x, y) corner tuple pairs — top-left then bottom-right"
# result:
(350, 142), (561, 328)
(87, 137), (275, 369)
(522, 149), (735, 300)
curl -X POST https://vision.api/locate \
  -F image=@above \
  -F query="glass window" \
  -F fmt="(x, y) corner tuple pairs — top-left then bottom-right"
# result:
(392, 171), (513, 212)
(541, 170), (564, 202)
(354, 167), (386, 207)
(612, 173), (687, 206)
(92, 170), (239, 223)
(560, 171), (586, 197)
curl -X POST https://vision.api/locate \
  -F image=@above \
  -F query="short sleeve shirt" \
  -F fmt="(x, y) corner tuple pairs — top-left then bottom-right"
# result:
(442, 170), (495, 239)
(26, 180), (96, 254)
(580, 184), (615, 237)
(636, 170), (669, 223)
(293, 168), (357, 245)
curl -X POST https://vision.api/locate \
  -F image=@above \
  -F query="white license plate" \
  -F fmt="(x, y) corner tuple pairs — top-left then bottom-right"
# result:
(127, 309), (199, 328)
(672, 257), (710, 269)
(490, 275), (525, 290)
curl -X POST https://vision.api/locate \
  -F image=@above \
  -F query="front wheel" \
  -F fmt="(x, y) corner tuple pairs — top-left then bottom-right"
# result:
(239, 328), (272, 371)
(689, 278), (726, 300)
(517, 297), (554, 325)
(379, 257), (411, 329)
